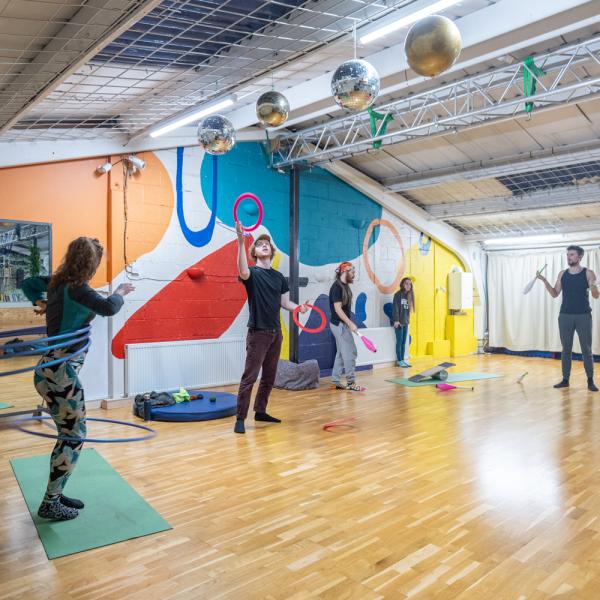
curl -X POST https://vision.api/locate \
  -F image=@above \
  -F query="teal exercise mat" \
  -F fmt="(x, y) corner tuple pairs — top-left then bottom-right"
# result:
(10, 448), (171, 559)
(387, 372), (503, 387)
(0, 402), (13, 409)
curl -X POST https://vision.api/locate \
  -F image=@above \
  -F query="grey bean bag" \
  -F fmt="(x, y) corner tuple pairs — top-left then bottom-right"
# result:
(274, 359), (320, 390)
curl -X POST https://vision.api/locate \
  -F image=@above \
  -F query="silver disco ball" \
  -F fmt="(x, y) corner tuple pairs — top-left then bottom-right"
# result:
(256, 90), (290, 127)
(197, 114), (236, 155)
(331, 59), (380, 111)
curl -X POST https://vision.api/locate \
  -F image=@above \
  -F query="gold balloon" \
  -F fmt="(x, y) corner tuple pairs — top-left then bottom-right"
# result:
(405, 15), (462, 78)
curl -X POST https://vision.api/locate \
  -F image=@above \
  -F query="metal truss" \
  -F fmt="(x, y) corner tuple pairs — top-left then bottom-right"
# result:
(272, 35), (600, 168)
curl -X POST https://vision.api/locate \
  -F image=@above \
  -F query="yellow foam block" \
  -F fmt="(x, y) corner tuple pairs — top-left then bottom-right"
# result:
(446, 315), (477, 356)
(425, 340), (451, 357)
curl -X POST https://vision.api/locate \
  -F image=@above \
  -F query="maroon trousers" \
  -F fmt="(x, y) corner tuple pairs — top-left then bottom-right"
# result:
(236, 328), (283, 419)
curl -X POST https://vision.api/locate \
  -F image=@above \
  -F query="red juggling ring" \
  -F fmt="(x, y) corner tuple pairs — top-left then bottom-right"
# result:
(292, 304), (326, 334)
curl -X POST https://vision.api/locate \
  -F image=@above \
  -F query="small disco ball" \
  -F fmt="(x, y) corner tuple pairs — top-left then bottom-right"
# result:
(256, 90), (290, 127)
(405, 15), (462, 78)
(331, 59), (380, 111)
(197, 114), (236, 155)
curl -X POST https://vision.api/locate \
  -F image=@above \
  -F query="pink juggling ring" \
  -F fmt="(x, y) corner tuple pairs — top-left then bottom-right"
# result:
(293, 304), (326, 334)
(233, 192), (263, 232)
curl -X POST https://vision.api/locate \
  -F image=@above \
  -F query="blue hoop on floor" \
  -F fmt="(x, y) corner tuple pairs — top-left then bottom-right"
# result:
(12, 415), (157, 443)
(0, 338), (92, 377)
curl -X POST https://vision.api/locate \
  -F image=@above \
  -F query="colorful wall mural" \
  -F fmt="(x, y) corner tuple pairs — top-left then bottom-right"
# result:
(0, 141), (476, 400)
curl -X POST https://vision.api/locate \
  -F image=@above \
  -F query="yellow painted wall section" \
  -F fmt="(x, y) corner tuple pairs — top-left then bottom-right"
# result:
(402, 238), (475, 358)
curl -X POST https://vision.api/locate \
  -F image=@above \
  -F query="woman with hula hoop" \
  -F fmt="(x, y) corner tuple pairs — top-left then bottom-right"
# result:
(20, 237), (134, 521)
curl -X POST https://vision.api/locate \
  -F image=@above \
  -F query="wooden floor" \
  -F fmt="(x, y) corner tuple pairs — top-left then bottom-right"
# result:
(2, 354), (600, 599)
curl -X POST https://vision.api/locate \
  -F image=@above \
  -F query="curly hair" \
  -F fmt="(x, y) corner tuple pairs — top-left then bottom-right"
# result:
(49, 237), (103, 290)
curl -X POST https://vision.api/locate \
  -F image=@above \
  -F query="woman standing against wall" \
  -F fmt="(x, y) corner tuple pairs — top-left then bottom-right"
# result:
(393, 277), (415, 368)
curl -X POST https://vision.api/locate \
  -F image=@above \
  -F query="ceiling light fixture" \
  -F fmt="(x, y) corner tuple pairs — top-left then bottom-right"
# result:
(360, 0), (463, 44)
(483, 234), (565, 247)
(149, 96), (236, 138)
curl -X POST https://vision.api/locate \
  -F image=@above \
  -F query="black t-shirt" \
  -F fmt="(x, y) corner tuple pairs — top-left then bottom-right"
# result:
(329, 281), (351, 326)
(241, 266), (289, 330)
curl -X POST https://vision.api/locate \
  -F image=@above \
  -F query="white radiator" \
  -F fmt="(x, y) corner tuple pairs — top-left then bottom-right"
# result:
(125, 336), (246, 395)
(356, 327), (398, 366)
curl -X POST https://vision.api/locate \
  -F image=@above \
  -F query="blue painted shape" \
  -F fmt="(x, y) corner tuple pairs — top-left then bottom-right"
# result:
(203, 142), (382, 265)
(419, 233), (431, 256)
(177, 147), (218, 247)
(383, 302), (393, 325)
(298, 293), (367, 372)
(355, 292), (367, 323)
(150, 391), (236, 422)
(242, 200), (259, 216)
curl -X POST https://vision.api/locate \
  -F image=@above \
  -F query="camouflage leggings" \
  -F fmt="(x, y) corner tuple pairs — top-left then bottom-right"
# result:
(34, 349), (87, 498)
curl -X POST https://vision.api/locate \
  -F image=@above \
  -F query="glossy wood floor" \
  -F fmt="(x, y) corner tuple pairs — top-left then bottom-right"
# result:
(2, 354), (600, 599)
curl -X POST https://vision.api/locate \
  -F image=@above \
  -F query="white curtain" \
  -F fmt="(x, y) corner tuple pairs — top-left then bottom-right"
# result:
(488, 249), (600, 353)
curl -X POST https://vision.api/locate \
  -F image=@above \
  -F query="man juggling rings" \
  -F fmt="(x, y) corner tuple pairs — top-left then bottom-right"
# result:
(234, 220), (309, 434)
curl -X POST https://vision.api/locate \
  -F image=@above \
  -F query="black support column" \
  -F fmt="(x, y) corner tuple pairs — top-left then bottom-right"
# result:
(289, 166), (300, 363)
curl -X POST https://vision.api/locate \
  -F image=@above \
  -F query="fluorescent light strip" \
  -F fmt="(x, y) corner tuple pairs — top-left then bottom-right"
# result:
(360, 0), (462, 44)
(149, 97), (235, 138)
(483, 234), (565, 246)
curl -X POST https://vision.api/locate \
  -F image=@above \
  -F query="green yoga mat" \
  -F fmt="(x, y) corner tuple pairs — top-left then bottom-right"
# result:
(11, 448), (171, 559)
(0, 402), (13, 409)
(387, 372), (503, 387)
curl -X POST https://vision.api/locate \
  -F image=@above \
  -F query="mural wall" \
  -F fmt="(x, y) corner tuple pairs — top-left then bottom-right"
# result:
(0, 142), (476, 400)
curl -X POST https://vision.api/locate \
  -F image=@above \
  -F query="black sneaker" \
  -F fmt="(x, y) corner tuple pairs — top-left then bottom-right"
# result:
(553, 380), (569, 389)
(60, 494), (84, 509)
(255, 412), (281, 423)
(588, 380), (598, 392)
(37, 499), (79, 520)
(234, 419), (245, 434)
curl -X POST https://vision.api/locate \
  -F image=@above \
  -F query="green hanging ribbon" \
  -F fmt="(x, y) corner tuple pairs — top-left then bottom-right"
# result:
(523, 56), (546, 114)
(368, 107), (394, 149)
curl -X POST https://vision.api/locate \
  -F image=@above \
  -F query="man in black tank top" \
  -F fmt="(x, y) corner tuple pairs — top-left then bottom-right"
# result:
(538, 245), (599, 391)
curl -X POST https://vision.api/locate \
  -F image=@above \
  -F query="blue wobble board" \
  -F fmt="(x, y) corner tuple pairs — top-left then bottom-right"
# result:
(150, 391), (237, 422)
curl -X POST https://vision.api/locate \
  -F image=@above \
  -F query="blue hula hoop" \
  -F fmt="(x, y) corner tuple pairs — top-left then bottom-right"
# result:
(0, 326), (46, 338)
(12, 415), (157, 443)
(0, 339), (92, 377)
(0, 326), (91, 347)
(0, 334), (89, 359)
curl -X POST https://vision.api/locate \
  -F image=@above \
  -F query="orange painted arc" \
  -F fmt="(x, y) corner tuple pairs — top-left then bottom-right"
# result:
(362, 218), (405, 294)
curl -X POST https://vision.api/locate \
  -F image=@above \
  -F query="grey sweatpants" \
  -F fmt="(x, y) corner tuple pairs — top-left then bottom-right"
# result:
(330, 322), (357, 385)
(558, 313), (594, 380)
